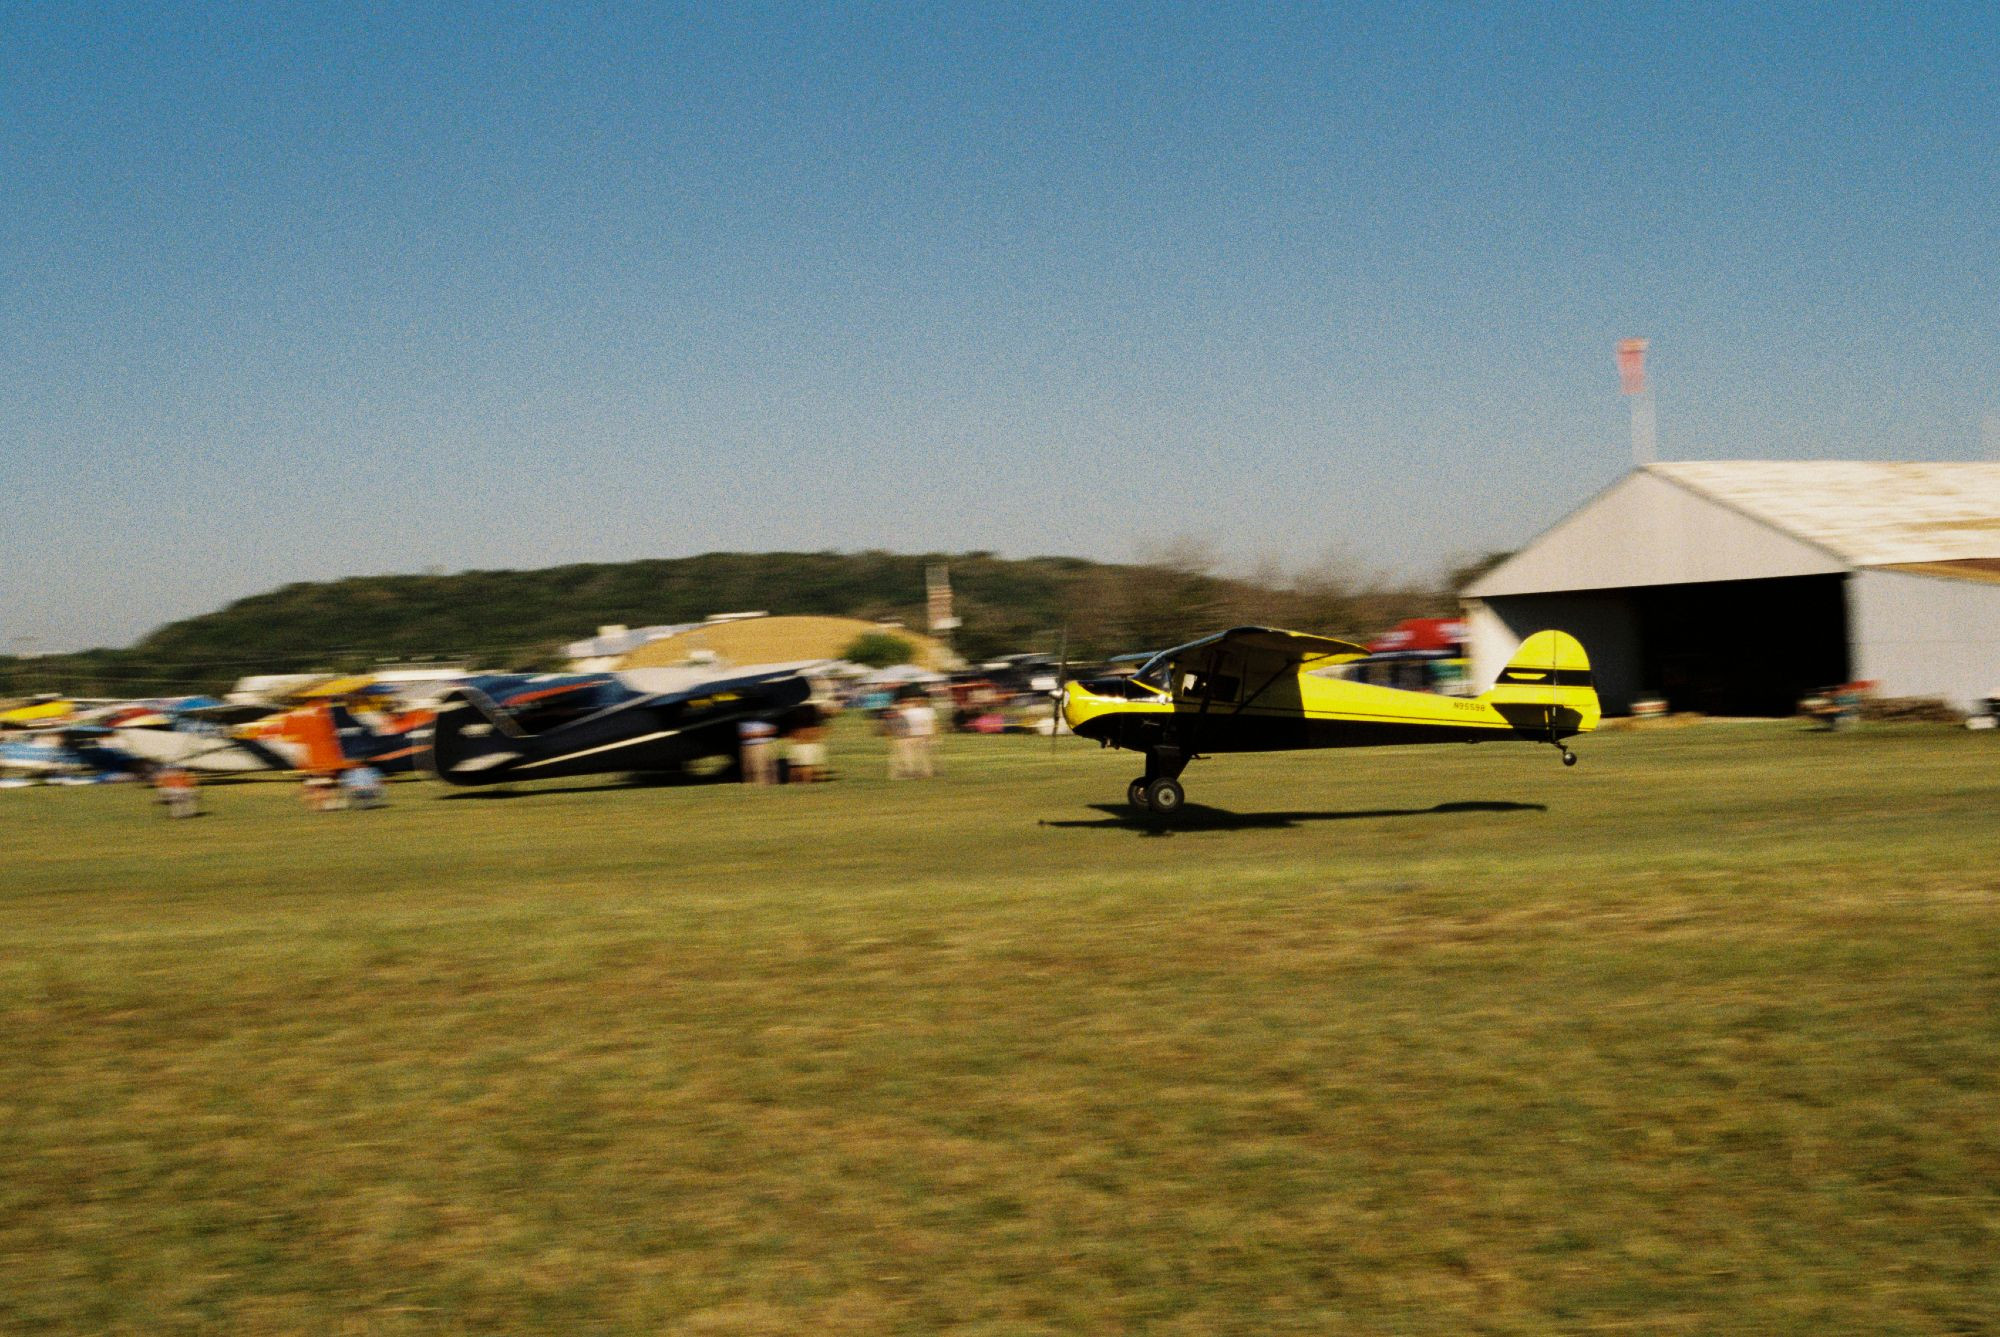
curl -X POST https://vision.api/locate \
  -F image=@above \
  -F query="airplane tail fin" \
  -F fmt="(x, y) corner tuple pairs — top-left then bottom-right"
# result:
(423, 687), (530, 783)
(1479, 630), (1600, 738)
(326, 703), (432, 774)
(291, 703), (349, 773)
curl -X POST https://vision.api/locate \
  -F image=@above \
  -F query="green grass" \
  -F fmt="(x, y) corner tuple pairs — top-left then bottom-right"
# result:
(3, 721), (1998, 1335)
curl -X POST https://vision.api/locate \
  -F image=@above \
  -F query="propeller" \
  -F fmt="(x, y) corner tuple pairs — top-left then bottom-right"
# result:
(1050, 627), (1069, 751)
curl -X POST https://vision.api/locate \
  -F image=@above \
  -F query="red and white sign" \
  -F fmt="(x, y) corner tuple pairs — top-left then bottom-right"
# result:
(1366, 618), (1467, 655)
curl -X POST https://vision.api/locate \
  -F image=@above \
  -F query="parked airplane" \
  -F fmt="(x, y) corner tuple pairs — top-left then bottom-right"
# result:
(1058, 627), (1599, 814)
(422, 663), (819, 785)
(241, 700), (435, 775)
(0, 728), (141, 781)
(5, 688), (435, 780)
(103, 698), (296, 774)
(0, 695), (119, 729)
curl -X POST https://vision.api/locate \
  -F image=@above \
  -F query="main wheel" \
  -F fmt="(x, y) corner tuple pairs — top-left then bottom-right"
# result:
(1127, 777), (1151, 809)
(1143, 776), (1185, 815)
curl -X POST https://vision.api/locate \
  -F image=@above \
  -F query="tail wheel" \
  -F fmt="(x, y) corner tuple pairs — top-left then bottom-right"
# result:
(1561, 747), (1577, 767)
(1127, 777), (1151, 809)
(1143, 776), (1185, 814)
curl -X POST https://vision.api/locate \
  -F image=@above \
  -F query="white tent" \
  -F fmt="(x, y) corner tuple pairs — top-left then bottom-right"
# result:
(859, 663), (948, 687)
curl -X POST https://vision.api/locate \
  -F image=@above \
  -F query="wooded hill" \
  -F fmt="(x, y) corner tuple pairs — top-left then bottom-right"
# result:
(3, 550), (1459, 697)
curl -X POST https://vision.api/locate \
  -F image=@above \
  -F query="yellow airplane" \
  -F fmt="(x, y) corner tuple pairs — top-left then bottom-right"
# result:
(0, 695), (87, 728)
(1058, 626), (1599, 814)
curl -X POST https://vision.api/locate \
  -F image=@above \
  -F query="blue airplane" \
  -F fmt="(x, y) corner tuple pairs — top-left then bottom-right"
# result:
(0, 727), (142, 782)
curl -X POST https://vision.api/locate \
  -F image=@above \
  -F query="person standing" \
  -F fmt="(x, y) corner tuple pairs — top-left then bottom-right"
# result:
(901, 690), (938, 779)
(301, 773), (332, 811)
(784, 707), (826, 784)
(342, 762), (386, 809)
(738, 716), (778, 785)
(881, 698), (912, 779)
(155, 765), (200, 819)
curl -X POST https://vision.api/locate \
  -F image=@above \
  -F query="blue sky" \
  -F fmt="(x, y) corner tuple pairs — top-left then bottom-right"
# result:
(4, 2), (1995, 649)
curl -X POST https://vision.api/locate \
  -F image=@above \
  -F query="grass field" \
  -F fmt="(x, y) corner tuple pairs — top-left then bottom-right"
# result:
(3, 721), (1998, 1335)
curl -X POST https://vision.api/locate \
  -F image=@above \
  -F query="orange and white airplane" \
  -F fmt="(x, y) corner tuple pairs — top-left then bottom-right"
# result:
(1058, 626), (1599, 815)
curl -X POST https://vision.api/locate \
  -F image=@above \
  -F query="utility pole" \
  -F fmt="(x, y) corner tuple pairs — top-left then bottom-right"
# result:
(1618, 337), (1655, 465)
(926, 564), (960, 665)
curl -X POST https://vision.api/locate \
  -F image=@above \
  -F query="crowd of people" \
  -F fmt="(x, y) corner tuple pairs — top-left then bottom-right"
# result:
(301, 764), (387, 811)
(734, 691), (942, 786)
(146, 761), (391, 818)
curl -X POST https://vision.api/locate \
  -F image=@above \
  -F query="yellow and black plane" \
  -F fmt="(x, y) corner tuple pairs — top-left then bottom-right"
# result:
(1059, 626), (1599, 814)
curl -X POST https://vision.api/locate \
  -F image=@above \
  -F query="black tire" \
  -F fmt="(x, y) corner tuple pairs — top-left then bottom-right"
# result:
(1143, 776), (1185, 814)
(1561, 749), (1578, 767)
(1128, 778), (1151, 809)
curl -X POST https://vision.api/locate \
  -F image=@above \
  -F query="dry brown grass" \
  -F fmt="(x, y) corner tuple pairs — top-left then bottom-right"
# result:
(2, 720), (1997, 1333)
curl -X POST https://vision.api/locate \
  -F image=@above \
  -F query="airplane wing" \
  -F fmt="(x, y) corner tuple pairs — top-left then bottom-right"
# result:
(612, 661), (826, 713)
(1203, 627), (1370, 662)
(295, 674), (382, 700)
(1137, 625), (1369, 678)
(179, 702), (283, 726)
(0, 699), (78, 728)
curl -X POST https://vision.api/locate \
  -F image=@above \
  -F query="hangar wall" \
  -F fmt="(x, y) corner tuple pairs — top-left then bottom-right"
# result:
(1848, 571), (2000, 710)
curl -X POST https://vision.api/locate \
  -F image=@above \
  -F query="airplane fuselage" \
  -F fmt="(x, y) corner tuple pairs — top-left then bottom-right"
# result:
(1063, 672), (1586, 755)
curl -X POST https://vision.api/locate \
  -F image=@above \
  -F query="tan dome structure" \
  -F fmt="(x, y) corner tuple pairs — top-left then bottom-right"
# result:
(617, 615), (958, 673)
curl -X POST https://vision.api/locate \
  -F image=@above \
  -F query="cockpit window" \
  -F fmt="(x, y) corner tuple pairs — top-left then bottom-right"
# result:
(1181, 672), (1240, 701)
(1080, 675), (1165, 700)
(1130, 650), (1245, 702)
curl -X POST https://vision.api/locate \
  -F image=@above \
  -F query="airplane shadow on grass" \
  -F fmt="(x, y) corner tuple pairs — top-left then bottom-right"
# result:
(1040, 799), (1547, 834)
(434, 772), (726, 800)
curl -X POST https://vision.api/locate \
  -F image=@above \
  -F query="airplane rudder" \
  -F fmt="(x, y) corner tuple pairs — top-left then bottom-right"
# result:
(1505, 629), (1590, 674)
(1484, 632), (1596, 708)
(296, 702), (348, 773)
(424, 687), (492, 766)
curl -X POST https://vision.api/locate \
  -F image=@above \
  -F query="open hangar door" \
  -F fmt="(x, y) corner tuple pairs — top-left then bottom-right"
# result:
(1469, 574), (1850, 716)
(1629, 574), (1849, 716)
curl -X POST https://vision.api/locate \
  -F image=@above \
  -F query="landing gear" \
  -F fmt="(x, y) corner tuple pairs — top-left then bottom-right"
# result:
(1143, 776), (1185, 814)
(1560, 747), (1577, 767)
(1128, 748), (1191, 814)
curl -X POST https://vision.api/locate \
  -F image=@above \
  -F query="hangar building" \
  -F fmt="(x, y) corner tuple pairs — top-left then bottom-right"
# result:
(1462, 462), (2000, 715)
(617, 614), (958, 673)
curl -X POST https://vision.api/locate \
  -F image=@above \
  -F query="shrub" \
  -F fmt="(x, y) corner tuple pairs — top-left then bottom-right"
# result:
(843, 631), (918, 668)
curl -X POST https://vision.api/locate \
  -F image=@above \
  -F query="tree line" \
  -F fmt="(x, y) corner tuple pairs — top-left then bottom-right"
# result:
(1, 548), (1504, 699)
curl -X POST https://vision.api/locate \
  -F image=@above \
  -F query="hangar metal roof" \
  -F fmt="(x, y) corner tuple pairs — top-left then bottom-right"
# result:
(1465, 461), (2000, 599)
(1651, 462), (2000, 567)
